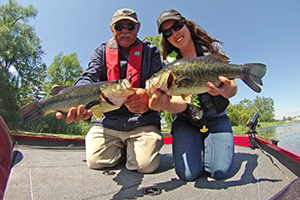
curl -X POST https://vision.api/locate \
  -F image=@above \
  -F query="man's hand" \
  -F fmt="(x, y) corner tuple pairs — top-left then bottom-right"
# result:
(55, 105), (93, 124)
(51, 85), (92, 123)
(124, 88), (150, 113)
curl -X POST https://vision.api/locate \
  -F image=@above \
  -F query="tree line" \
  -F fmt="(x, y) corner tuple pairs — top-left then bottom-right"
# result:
(0, 1), (276, 135)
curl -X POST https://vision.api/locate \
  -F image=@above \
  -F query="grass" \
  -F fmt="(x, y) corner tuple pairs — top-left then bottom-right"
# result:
(11, 130), (86, 139)
(232, 121), (285, 136)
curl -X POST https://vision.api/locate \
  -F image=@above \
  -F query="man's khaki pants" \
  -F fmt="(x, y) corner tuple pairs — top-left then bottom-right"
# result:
(85, 125), (163, 173)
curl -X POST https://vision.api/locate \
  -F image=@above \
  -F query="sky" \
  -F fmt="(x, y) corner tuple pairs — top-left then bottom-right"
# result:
(3, 0), (300, 120)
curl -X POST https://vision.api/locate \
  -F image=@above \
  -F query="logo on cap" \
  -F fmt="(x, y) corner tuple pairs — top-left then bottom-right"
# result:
(122, 10), (131, 15)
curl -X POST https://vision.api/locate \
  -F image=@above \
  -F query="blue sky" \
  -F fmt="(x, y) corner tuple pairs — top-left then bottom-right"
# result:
(5, 0), (300, 119)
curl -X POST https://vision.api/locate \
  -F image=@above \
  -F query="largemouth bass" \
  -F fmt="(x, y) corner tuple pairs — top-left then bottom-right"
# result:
(20, 79), (135, 125)
(145, 55), (266, 98)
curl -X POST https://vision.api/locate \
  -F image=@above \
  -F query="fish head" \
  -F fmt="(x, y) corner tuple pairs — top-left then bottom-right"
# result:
(100, 79), (135, 107)
(145, 70), (173, 96)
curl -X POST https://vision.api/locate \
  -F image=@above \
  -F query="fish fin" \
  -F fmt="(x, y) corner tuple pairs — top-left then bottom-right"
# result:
(50, 85), (72, 95)
(93, 112), (103, 120)
(206, 54), (230, 63)
(181, 94), (190, 101)
(90, 112), (103, 121)
(19, 101), (45, 126)
(90, 105), (104, 121)
(91, 115), (97, 122)
(185, 95), (193, 103)
(85, 101), (100, 109)
(241, 63), (267, 93)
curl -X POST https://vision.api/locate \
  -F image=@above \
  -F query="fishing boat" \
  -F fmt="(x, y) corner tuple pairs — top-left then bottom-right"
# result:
(1, 113), (299, 200)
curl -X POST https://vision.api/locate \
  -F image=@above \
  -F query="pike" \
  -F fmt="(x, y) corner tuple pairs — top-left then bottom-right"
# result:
(145, 55), (267, 98)
(20, 79), (135, 125)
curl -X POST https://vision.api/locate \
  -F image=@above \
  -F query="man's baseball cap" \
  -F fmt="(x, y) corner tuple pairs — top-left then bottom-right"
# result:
(111, 8), (138, 25)
(157, 9), (183, 33)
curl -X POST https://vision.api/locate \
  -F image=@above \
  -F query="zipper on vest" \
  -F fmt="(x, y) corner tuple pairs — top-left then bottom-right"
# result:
(128, 72), (132, 84)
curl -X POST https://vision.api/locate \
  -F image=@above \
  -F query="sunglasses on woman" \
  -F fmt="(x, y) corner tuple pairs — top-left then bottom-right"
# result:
(162, 20), (184, 38)
(114, 23), (137, 31)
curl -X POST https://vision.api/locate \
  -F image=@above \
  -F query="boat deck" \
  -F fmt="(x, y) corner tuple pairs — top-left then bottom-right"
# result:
(4, 142), (298, 200)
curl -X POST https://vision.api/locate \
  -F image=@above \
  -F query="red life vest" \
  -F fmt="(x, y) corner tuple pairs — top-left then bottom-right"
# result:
(106, 42), (143, 88)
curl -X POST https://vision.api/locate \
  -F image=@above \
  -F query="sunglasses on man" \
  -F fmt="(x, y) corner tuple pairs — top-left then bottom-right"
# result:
(114, 23), (138, 31)
(162, 20), (184, 38)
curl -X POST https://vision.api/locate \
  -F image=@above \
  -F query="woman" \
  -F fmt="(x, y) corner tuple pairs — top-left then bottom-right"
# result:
(149, 9), (237, 181)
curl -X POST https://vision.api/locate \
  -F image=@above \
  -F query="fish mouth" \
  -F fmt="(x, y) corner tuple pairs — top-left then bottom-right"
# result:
(167, 73), (174, 90)
(145, 71), (174, 96)
(102, 93), (114, 105)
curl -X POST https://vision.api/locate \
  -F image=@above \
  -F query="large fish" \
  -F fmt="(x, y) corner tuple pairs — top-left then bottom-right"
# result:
(20, 79), (135, 125)
(145, 55), (266, 98)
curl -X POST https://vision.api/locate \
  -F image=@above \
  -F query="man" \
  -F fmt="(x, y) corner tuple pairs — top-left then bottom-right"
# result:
(56, 8), (163, 173)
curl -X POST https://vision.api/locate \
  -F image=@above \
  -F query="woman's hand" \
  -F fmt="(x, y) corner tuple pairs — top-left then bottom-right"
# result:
(148, 89), (171, 112)
(207, 76), (237, 99)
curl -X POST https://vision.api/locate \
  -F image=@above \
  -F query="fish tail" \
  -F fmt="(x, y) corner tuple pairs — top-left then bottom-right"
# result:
(241, 63), (267, 93)
(19, 101), (45, 126)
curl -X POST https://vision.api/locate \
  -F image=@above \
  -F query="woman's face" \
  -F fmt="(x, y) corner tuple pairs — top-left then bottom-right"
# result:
(160, 19), (192, 49)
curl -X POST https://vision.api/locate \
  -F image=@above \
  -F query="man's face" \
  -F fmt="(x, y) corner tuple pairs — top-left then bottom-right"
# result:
(110, 19), (140, 48)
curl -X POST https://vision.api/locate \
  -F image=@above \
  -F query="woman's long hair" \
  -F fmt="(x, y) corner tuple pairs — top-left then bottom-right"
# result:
(161, 18), (220, 59)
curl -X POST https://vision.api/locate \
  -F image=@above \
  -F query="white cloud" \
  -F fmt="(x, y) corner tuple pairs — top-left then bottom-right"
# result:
(275, 107), (300, 120)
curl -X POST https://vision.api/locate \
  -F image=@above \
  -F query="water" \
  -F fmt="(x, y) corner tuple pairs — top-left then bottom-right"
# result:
(257, 121), (300, 150)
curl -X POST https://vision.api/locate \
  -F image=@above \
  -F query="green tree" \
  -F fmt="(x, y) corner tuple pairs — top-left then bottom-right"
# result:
(144, 35), (162, 54)
(227, 98), (257, 126)
(161, 111), (175, 127)
(44, 52), (83, 96)
(32, 63), (47, 99)
(0, 0), (45, 108)
(227, 96), (275, 126)
(226, 103), (239, 126)
(22, 52), (83, 133)
(253, 96), (275, 122)
(0, 67), (17, 110)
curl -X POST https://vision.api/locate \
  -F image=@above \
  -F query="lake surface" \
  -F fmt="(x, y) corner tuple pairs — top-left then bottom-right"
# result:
(257, 121), (300, 150)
